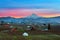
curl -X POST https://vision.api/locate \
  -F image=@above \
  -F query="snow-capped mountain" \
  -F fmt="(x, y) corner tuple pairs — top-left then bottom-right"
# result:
(0, 14), (60, 24)
(25, 14), (40, 19)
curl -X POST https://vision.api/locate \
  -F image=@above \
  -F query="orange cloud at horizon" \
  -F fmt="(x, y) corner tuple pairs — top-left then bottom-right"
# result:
(37, 13), (60, 18)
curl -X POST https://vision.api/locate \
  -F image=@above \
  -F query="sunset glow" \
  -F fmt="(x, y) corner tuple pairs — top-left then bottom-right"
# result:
(0, 0), (60, 18)
(0, 9), (60, 18)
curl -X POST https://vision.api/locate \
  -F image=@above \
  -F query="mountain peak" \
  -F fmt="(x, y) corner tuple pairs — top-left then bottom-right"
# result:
(30, 13), (37, 17)
(25, 13), (40, 19)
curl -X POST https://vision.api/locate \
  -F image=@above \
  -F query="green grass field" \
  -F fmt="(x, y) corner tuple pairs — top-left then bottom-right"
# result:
(0, 24), (60, 40)
(0, 32), (60, 40)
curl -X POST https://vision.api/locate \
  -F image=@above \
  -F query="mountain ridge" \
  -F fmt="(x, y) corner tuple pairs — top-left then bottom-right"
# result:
(0, 14), (60, 24)
(0, 14), (60, 19)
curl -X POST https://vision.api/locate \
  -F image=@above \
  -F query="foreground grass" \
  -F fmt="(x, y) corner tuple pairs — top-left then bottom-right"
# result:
(0, 32), (60, 40)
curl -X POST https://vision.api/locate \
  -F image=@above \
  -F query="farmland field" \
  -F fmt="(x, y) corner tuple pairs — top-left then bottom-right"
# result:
(0, 32), (60, 40)
(0, 23), (60, 40)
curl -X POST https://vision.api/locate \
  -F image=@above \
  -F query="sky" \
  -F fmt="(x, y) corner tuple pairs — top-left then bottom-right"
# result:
(0, 0), (60, 18)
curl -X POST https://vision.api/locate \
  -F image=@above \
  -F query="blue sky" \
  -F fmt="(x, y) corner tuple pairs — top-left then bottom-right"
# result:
(0, 0), (60, 17)
(0, 0), (60, 9)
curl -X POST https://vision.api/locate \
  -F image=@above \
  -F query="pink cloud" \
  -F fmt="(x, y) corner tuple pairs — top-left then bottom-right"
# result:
(0, 9), (60, 18)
